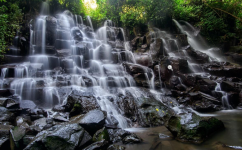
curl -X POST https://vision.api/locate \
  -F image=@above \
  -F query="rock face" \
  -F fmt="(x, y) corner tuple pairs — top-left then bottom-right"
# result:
(202, 62), (242, 78)
(165, 111), (224, 144)
(64, 90), (101, 116)
(24, 123), (92, 150)
(117, 88), (176, 127)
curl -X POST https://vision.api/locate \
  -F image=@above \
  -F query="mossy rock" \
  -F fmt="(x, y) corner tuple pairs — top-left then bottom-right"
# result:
(93, 127), (110, 142)
(70, 102), (82, 117)
(165, 112), (224, 144)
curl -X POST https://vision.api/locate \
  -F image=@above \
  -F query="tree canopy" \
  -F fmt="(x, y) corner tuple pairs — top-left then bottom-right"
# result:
(0, 0), (242, 57)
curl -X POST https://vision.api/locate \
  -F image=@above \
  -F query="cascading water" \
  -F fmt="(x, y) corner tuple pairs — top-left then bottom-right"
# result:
(173, 19), (225, 62)
(215, 83), (233, 109)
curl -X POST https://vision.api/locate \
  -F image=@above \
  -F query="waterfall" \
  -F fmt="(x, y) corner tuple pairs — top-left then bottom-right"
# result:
(87, 16), (94, 31)
(0, 68), (8, 89)
(215, 83), (233, 109)
(172, 19), (225, 62)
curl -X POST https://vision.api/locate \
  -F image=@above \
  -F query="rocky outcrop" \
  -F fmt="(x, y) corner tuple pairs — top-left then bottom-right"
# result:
(202, 62), (242, 78)
(64, 90), (101, 115)
(165, 110), (224, 144)
(24, 124), (92, 150)
(116, 88), (176, 127)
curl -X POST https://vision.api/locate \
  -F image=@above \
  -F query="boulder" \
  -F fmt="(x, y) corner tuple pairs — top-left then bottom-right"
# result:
(117, 88), (175, 127)
(149, 39), (163, 57)
(24, 123), (92, 150)
(186, 48), (209, 63)
(20, 100), (37, 110)
(65, 89), (100, 114)
(0, 107), (15, 123)
(10, 126), (27, 150)
(79, 110), (106, 135)
(93, 127), (110, 142)
(173, 34), (188, 47)
(107, 129), (142, 144)
(165, 112), (224, 144)
(220, 81), (239, 92)
(135, 54), (153, 67)
(122, 135), (142, 144)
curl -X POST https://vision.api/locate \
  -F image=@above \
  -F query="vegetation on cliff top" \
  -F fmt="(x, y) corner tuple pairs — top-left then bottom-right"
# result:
(0, 0), (242, 57)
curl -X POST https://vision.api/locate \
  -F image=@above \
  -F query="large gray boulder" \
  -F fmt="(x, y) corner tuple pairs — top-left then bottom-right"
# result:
(78, 110), (106, 135)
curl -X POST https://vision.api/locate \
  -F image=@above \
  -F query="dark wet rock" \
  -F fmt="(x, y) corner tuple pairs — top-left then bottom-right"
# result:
(52, 113), (69, 122)
(192, 100), (221, 112)
(23, 135), (35, 148)
(0, 137), (10, 149)
(52, 105), (66, 112)
(116, 88), (175, 127)
(122, 134), (142, 144)
(149, 38), (163, 57)
(65, 90), (100, 114)
(24, 123), (92, 150)
(197, 79), (217, 94)
(169, 76), (180, 89)
(133, 74), (150, 88)
(165, 112), (224, 144)
(0, 107), (15, 123)
(10, 126), (27, 150)
(154, 64), (172, 81)
(93, 127), (110, 142)
(174, 34), (188, 47)
(186, 48), (209, 63)
(227, 92), (240, 108)
(107, 145), (126, 150)
(225, 52), (242, 65)
(107, 129), (142, 144)
(169, 57), (190, 73)
(16, 116), (31, 126)
(32, 118), (47, 131)
(177, 73), (196, 87)
(131, 36), (140, 48)
(135, 55), (153, 67)
(202, 62), (242, 78)
(79, 110), (106, 135)
(0, 98), (10, 107)
(220, 81), (239, 92)
(71, 27), (83, 41)
(83, 139), (109, 150)
(123, 63), (148, 75)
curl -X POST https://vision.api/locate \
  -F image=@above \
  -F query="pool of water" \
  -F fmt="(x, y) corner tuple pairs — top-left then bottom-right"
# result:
(123, 110), (242, 150)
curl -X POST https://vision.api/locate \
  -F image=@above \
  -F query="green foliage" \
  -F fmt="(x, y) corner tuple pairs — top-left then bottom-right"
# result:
(0, 2), (23, 58)
(173, 0), (242, 44)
